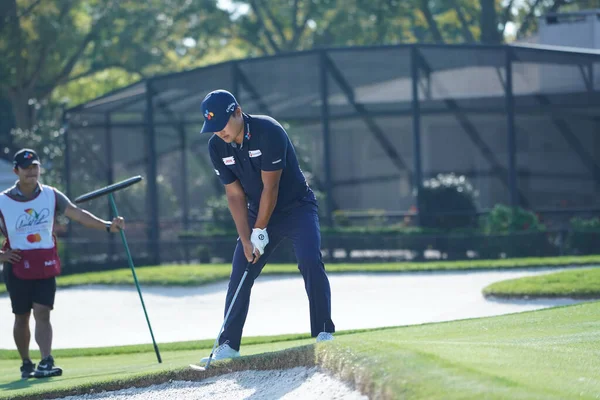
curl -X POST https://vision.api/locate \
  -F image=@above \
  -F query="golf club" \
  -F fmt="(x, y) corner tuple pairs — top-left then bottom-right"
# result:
(190, 259), (254, 371)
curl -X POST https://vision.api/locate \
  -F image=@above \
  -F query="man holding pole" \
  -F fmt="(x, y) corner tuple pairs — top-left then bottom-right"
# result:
(1, 148), (125, 379)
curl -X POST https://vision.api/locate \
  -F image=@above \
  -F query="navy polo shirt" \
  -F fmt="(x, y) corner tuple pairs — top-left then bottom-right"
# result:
(208, 113), (310, 214)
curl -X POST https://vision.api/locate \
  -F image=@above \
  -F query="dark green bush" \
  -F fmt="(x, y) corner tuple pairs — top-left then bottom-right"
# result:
(566, 217), (600, 255)
(417, 173), (478, 231)
(478, 205), (552, 258)
(481, 204), (545, 234)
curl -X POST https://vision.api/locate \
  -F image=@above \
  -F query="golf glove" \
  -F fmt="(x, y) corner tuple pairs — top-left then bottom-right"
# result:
(251, 228), (269, 255)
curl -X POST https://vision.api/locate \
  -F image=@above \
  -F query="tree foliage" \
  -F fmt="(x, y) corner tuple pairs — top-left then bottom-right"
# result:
(229, 0), (584, 55)
(1, 0), (230, 131)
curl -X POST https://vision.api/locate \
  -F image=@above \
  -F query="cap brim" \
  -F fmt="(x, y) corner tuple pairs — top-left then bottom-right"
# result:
(200, 113), (233, 134)
(19, 160), (40, 168)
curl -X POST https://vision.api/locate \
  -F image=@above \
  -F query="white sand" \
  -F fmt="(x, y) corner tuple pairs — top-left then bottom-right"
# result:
(57, 367), (368, 400)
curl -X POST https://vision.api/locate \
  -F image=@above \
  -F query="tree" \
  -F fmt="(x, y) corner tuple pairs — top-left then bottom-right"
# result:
(230, 0), (584, 54)
(0, 0), (230, 132)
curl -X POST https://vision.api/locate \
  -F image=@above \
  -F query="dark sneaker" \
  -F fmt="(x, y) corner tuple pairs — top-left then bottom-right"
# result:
(32, 355), (62, 378)
(20, 359), (35, 379)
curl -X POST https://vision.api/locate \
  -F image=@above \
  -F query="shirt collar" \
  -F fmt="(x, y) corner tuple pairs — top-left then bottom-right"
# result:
(15, 181), (41, 197)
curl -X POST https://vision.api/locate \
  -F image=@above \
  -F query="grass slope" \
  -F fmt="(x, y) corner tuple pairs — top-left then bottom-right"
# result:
(1, 301), (599, 400)
(483, 267), (600, 299)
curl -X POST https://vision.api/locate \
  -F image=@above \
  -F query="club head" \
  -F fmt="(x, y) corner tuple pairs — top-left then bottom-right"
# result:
(189, 363), (208, 371)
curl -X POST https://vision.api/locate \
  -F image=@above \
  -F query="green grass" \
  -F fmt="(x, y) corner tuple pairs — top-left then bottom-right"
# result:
(0, 332), (322, 360)
(2, 254), (600, 296)
(1, 301), (600, 399)
(483, 266), (600, 299)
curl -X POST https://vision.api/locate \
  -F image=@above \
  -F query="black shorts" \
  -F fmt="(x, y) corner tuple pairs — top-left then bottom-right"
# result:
(3, 264), (56, 315)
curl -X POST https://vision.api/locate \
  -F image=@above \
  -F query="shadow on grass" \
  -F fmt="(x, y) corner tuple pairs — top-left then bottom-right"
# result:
(0, 375), (62, 392)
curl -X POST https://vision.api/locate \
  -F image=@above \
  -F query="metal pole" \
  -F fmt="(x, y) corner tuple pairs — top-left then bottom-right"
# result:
(145, 81), (161, 265)
(179, 121), (190, 263)
(589, 61), (594, 93)
(62, 110), (71, 268)
(180, 122), (189, 231)
(411, 46), (423, 225)
(232, 62), (240, 102)
(105, 113), (115, 259)
(505, 47), (518, 213)
(320, 51), (334, 227)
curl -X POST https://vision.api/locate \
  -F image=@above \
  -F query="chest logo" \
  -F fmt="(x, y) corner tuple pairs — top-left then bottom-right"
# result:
(222, 156), (235, 166)
(249, 150), (262, 158)
(16, 208), (50, 231)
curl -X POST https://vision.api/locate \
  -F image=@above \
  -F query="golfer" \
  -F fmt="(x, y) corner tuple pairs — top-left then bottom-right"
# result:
(1, 148), (125, 379)
(198, 90), (335, 363)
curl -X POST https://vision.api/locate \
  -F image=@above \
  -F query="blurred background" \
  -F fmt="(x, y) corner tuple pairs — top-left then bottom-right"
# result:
(2, 0), (600, 273)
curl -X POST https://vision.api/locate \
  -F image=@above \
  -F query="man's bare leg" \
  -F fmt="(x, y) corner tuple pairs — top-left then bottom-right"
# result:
(14, 312), (31, 361)
(32, 303), (52, 359)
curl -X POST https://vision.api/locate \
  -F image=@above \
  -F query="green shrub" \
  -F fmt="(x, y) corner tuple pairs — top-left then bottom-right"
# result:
(481, 204), (545, 234)
(566, 217), (600, 255)
(194, 245), (211, 263)
(417, 173), (478, 231)
(477, 205), (551, 258)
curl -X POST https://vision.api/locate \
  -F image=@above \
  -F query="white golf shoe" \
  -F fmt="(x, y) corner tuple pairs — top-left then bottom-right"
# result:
(200, 342), (240, 363)
(316, 332), (334, 342)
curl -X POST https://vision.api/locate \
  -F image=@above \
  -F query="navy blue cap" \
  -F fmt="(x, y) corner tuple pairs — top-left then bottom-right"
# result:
(13, 148), (40, 169)
(200, 90), (239, 134)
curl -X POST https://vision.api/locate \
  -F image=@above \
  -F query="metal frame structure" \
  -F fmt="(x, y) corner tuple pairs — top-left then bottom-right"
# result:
(64, 43), (600, 265)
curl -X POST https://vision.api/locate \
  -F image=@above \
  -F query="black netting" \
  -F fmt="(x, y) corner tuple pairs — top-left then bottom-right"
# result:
(152, 63), (235, 121)
(515, 113), (600, 211)
(63, 44), (600, 265)
(327, 47), (412, 116)
(237, 53), (320, 119)
(328, 115), (413, 211)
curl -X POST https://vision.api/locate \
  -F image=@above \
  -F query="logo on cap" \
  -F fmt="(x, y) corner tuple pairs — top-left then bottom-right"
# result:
(24, 152), (33, 159)
(204, 110), (214, 120)
(226, 102), (236, 113)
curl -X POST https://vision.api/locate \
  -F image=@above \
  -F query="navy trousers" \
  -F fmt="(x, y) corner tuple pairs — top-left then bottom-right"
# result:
(218, 197), (335, 351)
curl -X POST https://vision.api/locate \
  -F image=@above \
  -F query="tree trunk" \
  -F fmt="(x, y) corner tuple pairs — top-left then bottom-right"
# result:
(480, 0), (501, 43)
(7, 89), (34, 131)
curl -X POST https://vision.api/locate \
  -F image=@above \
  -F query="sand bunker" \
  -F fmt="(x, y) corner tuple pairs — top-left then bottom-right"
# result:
(57, 367), (367, 400)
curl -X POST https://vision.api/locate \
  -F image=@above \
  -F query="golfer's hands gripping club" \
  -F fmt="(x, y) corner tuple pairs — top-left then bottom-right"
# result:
(244, 228), (269, 264)
(109, 216), (125, 233)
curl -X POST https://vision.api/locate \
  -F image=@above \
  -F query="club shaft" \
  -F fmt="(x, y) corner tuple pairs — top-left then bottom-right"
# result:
(109, 194), (162, 363)
(205, 265), (251, 369)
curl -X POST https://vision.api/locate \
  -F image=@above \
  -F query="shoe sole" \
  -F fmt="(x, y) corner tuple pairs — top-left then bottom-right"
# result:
(33, 369), (63, 379)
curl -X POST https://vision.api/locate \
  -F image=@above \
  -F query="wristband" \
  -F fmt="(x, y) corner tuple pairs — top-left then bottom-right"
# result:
(105, 222), (112, 233)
